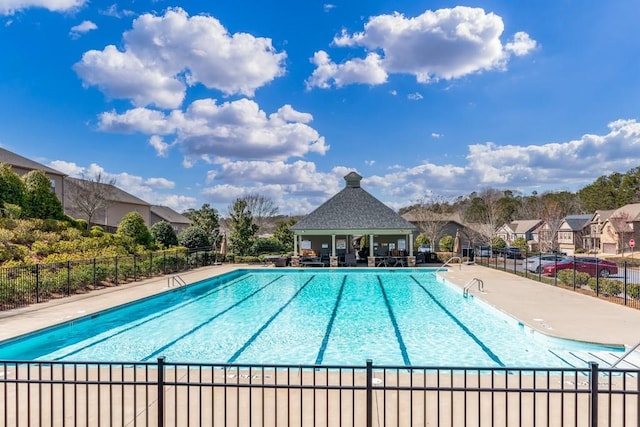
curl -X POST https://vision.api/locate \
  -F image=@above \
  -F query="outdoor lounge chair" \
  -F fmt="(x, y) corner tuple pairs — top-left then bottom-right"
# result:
(341, 253), (357, 267)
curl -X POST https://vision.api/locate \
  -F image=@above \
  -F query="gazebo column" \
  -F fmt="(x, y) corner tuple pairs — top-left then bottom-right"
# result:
(330, 234), (338, 267)
(407, 233), (416, 267)
(291, 234), (300, 267)
(367, 234), (376, 267)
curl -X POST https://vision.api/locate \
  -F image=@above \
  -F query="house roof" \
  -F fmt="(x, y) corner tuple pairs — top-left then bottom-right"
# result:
(0, 147), (66, 177)
(562, 214), (592, 231)
(151, 205), (191, 225)
(66, 177), (149, 206)
(290, 172), (416, 233)
(611, 203), (640, 222)
(509, 219), (543, 234)
(401, 209), (464, 224)
(591, 209), (616, 223)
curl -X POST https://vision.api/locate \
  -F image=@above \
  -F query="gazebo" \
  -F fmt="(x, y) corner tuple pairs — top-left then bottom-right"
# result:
(290, 172), (417, 267)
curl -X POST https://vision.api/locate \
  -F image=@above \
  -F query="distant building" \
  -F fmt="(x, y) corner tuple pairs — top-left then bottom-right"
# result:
(557, 214), (592, 255)
(0, 147), (67, 207)
(64, 177), (151, 231)
(150, 205), (191, 234)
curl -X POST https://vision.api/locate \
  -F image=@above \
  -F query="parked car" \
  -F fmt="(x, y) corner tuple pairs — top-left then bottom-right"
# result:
(525, 254), (567, 273)
(476, 245), (492, 257)
(495, 246), (522, 259)
(543, 256), (618, 277)
(417, 245), (432, 253)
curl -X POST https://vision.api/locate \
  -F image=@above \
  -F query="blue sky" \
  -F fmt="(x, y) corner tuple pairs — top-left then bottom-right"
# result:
(1, 1), (639, 215)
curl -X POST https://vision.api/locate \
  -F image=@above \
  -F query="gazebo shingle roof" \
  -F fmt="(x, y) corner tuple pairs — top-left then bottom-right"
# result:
(290, 172), (415, 232)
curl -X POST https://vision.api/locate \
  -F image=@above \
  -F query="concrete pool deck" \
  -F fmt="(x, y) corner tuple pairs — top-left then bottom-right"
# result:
(1, 263), (640, 350)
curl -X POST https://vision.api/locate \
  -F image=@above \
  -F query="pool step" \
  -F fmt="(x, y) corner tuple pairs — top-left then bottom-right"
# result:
(549, 349), (640, 369)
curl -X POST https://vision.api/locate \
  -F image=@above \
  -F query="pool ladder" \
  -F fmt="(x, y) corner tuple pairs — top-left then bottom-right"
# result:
(434, 256), (463, 274)
(168, 274), (187, 288)
(463, 278), (484, 297)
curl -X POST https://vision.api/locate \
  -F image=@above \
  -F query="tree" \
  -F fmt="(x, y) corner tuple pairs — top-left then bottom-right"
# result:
(409, 197), (449, 251)
(178, 226), (210, 250)
(66, 173), (116, 228)
(22, 170), (64, 220)
(242, 193), (279, 234)
(183, 204), (220, 246)
(228, 198), (258, 256)
(117, 212), (152, 248)
(150, 220), (178, 248)
(462, 188), (503, 243)
(439, 235), (454, 252)
(0, 163), (25, 209)
(272, 218), (296, 252)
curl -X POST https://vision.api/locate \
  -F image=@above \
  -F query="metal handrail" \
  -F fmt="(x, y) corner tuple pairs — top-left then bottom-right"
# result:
(434, 256), (463, 273)
(610, 341), (640, 368)
(463, 278), (484, 297)
(168, 274), (187, 288)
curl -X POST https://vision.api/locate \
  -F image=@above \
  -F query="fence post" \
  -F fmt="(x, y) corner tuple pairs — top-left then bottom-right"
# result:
(134, 255), (137, 282)
(366, 359), (373, 427)
(624, 262), (628, 305)
(149, 252), (153, 277)
(589, 362), (598, 427)
(115, 256), (119, 286)
(35, 263), (40, 304)
(157, 356), (165, 427)
(163, 251), (166, 275)
(66, 260), (71, 296)
(93, 258), (97, 287)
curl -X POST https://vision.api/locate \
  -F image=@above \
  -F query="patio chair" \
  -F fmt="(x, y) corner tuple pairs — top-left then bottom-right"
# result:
(341, 253), (357, 267)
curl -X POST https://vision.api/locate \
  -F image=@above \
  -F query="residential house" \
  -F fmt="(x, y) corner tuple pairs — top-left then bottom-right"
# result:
(557, 214), (592, 255)
(0, 147), (67, 207)
(495, 219), (543, 250)
(600, 204), (640, 254)
(583, 209), (615, 253)
(64, 177), (151, 232)
(150, 205), (191, 234)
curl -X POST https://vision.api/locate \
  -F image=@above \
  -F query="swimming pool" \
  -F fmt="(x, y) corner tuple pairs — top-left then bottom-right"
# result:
(0, 269), (629, 367)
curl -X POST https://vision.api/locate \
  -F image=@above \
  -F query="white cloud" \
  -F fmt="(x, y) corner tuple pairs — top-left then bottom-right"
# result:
(306, 51), (388, 89)
(0, 0), (85, 15)
(407, 92), (423, 100)
(99, 98), (328, 163)
(148, 135), (171, 157)
(505, 31), (537, 56)
(69, 20), (97, 39)
(307, 6), (536, 89)
(323, 4), (336, 12)
(74, 7), (287, 108)
(431, 132), (442, 139)
(47, 160), (196, 211)
(99, 4), (134, 18)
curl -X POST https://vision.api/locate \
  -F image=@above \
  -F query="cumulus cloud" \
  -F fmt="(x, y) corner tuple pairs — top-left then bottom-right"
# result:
(356, 119), (640, 206)
(99, 98), (328, 162)
(0, 0), (85, 15)
(74, 7), (287, 108)
(505, 31), (537, 56)
(47, 160), (195, 211)
(69, 20), (97, 39)
(307, 6), (536, 89)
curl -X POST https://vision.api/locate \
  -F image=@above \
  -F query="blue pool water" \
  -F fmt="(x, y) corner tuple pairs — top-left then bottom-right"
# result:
(0, 269), (630, 367)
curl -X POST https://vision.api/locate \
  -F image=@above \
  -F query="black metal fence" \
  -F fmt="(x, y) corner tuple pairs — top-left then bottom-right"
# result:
(0, 247), (221, 311)
(474, 252), (640, 310)
(0, 358), (637, 426)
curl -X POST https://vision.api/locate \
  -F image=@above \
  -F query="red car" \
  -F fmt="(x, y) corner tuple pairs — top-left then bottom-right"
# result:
(542, 256), (618, 277)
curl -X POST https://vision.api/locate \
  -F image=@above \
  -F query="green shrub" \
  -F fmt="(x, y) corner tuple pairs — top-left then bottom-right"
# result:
(178, 226), (210, 250)
(251, 237), (283, 255)
(588, 278), (622, 296)
(557, 270), (590, 287)
(627, 284), (640, 299)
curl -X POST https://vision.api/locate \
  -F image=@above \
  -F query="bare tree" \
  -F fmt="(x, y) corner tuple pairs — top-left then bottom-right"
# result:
(241, 193), (279, 234)
(409, 197), (449, 251)
(65, 173), (116, 227)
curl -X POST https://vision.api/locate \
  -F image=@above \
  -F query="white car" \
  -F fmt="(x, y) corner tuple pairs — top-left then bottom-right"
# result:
(476, 246), (492, 257)
(417, 245), (432, 253)
(526, 254), (566, 273)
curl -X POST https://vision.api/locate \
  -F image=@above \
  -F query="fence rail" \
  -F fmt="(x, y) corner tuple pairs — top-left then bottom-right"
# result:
(0, 358), (637, 426)
(0, 247), (220, 311)
(474, 252), (640, 310)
